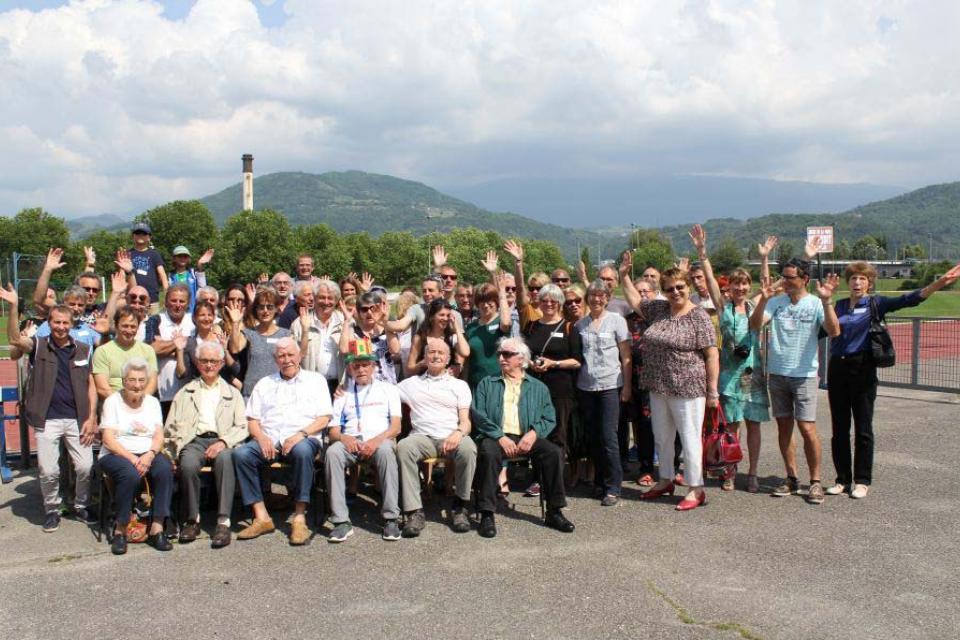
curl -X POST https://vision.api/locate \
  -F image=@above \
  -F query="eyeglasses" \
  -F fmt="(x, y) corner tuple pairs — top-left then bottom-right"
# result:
(564, 298), (582, 305)
(529, 286), (542, 293)
(256, 304), (277, 311)
(781, 274), (803, 281)
(504, 286), (517, 293)
(83, 286), (101, 293)
(273, 280), (292, 286)
(198, 358), (222, 366)
(440, 274), (458, 281)
(358, 306), (376, 313)
(664, 284), (687, 293)
(497, 351), (519, 359)
(127, 295), (149, 303)
(552, 277), (570, 283)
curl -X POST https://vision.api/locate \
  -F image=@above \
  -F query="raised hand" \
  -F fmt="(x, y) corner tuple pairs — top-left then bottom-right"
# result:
(688, 224), (707, 256)
(257, 272), (269, 284)
(299, 305), (312, 331)
(618, 250), (632, 281)
(758, 276), (778, 299)
(577, 259), (588, 282)
(804, 236), (823, 260)
(44, 248), (67, 272)
(481, 250), (499, 274)
(0, 282), (18, 306)
(110, 271), (127, 295)
(941, 262), (960, 286)
(114, 249), (133, 273)
(816, 273), (840, 300)
(83, 246), (97, 267)
(172, 330), (188, 351)
(346, 272), (359, 283)
(197, 248), (215, 267)
(757, 235), (778, 258)
(676, 257), (690, 273)
(225, 299), (244, 324)
(432, 245), (448, 268)
(20, 320), (36, 339)
(503, 239), (524, 262)
(359, 272), (374, 292)
(244, 283), (256, 303)
(92, 311), (110, 335)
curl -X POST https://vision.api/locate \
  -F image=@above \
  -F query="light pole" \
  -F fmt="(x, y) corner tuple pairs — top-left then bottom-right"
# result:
(629, 223), (638, 279)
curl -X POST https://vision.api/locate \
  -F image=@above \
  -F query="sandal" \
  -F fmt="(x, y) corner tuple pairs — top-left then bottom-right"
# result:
(636, 473), (655, 487)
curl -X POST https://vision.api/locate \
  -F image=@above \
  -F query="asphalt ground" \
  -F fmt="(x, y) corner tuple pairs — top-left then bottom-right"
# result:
(1, 387), (958, 640)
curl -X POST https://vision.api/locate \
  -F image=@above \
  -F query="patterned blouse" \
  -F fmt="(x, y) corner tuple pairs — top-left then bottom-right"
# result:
(638, 300), (716, 398)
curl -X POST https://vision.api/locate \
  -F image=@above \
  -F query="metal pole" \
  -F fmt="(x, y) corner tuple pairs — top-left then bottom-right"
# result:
(910, 319), (921, 386)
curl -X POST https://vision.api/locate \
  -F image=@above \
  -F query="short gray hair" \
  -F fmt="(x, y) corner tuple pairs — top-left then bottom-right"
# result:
(194, 340), (225, 361)
(315, 280), (341, 301)
(294, 281), (314, 297)
(62, 285), (87, 302)
(197, 286), (219, 303)
(359, 291), (384, 307)
(586, 279), (610, 300)
(537, 283), (564, 305)
(121, 357), (150, 379)
(498, 336), (531, 368)
(167, 283), (191, 299)
(273, 336), (301, 356)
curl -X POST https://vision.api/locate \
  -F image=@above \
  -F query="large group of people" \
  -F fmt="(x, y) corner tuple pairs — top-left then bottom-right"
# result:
(3, 220), (959, 554)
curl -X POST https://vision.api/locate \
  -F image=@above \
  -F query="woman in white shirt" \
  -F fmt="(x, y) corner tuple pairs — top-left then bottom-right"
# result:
(99, 357), (174, 555)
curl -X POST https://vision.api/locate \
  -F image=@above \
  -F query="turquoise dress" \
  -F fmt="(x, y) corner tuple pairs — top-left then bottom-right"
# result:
(718, 302), (770, 423)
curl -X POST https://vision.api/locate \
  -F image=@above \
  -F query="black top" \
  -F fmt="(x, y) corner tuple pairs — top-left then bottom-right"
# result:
(524, 318), (583, 399)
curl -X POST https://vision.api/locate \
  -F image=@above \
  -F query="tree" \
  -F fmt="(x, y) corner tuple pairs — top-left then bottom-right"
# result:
(851, 235), (883, 260)
(136, 200), (219, 259)
(900, 243), (927, 260)
(343, 233), (377, 276)
(777, 239), (797, 269)
(375, 231), (421, 286)
(629, 229), (673, 275)
(710, 236), (745, 274)
(523, 239), (567, 276)
(0, 208), (71, 259)
(75, 228), (130, 278)
(833, 239), (852, 259)
(579, 247), (594, 281)
(295, 224), (352, 278)
(219, 209), (298, 283)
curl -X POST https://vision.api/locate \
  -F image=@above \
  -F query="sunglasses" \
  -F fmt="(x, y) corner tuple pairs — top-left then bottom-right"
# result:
(497, 351), (519, 358)
(552, 277), (570, 283)
(504, 286), (517, 293)
(358, 305), (376, 313)
(127, 294), (149, 303)
(663, 284), (687, 294)
(83, 286), (101, 293)
(440, 274), (458, 281)
(529, 286), (542, 293)
(256, 304), (277, 311)
(564, 298), (582, 305)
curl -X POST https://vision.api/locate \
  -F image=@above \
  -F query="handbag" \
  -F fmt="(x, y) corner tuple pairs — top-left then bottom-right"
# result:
(125, 477), (152, 544)
(868, 296), (896, 368)
(702, 405), (743, 477)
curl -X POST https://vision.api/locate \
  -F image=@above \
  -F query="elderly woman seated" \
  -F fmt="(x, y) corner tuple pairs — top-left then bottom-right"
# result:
(471, 336), (575, 538)
(98, 357), (175, 555)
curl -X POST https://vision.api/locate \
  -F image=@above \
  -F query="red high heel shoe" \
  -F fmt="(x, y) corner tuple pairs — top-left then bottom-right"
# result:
(639, 481), (676, 500)
(675, 490), (707, 511)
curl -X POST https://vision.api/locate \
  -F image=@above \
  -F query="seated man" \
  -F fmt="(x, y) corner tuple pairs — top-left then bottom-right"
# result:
(233, 337), (331, 545)
(473, 336), (575, 538)
(164, 341), (249, 548)
(397, 338), (476, 537)
(325, 338), (402, 542)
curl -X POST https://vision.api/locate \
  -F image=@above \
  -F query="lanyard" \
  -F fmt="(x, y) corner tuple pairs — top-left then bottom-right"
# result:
(351, 381), (372, 436)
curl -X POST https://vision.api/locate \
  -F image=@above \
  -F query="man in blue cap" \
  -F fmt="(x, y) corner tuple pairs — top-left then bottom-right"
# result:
(125, 222), (167, 315)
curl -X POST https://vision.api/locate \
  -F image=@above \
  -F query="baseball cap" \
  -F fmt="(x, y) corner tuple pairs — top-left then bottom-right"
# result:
(172, 245), (191, 257)
(131, 222), (151, 235)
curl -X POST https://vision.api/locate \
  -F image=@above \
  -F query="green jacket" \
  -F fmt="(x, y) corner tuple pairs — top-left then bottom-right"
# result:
(471, 374), (556, 440)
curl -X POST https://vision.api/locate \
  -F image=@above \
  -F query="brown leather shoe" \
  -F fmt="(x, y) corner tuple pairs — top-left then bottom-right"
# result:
(289, 518), (310, 546)
(237, 518), (275, 540)
(211, 524), (232, 548)
(178, 521), (201, 544)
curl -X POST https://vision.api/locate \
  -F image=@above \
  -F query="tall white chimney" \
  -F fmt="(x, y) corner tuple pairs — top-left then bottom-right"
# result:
(242, 154), (254, 211)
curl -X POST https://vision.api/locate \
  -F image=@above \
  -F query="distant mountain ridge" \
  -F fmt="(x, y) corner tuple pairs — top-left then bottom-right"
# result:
(657, 181), (960, 257)
(200, 170), (611, 259)
(444, 175), (904, 229)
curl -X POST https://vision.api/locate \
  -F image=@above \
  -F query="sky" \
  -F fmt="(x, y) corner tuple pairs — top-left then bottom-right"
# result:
(1, 0), (958, 218)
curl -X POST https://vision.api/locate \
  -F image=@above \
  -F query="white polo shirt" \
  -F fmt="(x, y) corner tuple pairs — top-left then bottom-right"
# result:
(330, 378), (401, 440)
(291, 310), (344, 381)
(246, 368), (332, 445)
(397, 372), (472, 439)
(155, 312), (195, 402)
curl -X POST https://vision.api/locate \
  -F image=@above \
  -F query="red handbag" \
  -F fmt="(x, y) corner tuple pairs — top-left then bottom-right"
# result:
(702, 405), (743, 477)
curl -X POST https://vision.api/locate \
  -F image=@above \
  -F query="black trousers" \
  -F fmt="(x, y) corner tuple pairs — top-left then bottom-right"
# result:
(476, 435), (567, 513)
(828, 355), (878, 486)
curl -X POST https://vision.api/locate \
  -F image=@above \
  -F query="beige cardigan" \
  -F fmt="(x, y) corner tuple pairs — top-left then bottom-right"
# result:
(164, 378), (249, 459)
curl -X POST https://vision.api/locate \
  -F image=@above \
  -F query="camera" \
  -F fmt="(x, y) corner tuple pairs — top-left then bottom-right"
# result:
(534, 357), (545, 368)
(732, 343), (751, 360)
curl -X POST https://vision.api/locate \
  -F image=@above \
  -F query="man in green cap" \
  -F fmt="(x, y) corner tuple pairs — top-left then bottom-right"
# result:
(168, 244), (214, 312)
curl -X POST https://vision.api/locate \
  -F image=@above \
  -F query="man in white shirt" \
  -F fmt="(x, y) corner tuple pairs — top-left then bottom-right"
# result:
(397, 339), (476, 537)
(234, 338), (332, 545)
(144, 283), (195, 419)
(325, 337), (402, 542)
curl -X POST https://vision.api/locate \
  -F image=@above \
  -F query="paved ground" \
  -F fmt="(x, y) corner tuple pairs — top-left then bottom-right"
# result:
(1, 388), (958, 640)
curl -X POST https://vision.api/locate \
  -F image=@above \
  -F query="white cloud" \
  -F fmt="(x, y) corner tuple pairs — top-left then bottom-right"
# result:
(0, 0), (958, 217)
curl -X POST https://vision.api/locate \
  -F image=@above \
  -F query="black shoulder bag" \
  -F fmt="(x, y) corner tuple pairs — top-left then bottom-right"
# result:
(868, 296), (895, 368)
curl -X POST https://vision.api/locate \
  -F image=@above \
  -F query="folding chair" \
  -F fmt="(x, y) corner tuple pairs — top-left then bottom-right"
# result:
(1, 387), (19, 484)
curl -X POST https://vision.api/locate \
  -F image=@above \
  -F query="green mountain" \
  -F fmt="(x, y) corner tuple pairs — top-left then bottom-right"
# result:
(200, 170), (617, 259)
(656, 181), (960, 258)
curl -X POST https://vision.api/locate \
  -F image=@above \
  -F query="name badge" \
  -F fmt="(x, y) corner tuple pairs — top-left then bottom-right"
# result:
(487, 323), (500, 333)
(74, 359), (89, 367)
(853, 308), (868, 315)
(136, 268), (148, 276)
(550, 332), (564, 338)
(266, 337), (279, 344)
(781, 318), (798, 331)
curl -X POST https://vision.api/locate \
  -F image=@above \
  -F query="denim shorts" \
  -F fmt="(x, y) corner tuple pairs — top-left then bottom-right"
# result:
(767, 374), (818, 422)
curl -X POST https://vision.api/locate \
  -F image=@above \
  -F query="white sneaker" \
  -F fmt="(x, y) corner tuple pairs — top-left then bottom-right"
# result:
(850, 484), (869, 499)
(825, 483), (847, 496)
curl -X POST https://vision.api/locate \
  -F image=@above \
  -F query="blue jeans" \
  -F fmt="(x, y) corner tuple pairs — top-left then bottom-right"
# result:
(580, 388), (622, 495)
(99, 452), (173, 526)
(233, 438), (321, 505)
